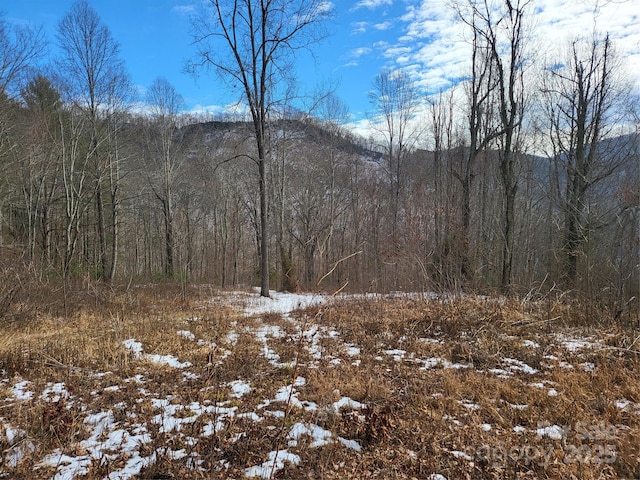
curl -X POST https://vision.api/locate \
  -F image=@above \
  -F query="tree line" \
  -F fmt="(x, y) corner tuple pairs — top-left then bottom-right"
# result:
(0, 0), (637, 307)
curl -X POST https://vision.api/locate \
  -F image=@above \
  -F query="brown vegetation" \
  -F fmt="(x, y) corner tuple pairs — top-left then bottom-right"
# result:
(1, 282), (638, 479)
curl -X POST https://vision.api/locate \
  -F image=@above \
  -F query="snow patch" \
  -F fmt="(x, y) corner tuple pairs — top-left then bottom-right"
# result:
(332, 396), (367, 412)
(177, 330), (196, 341)
(244, 449), (301, 478)
(40, 382), (69, 402)
(123, 339), (143, 357)
(237, 290), (327, 316)
(228, 380), (252, 398)
(536, 424), (568, 440)
(288, 422), (333, 448)
(123, 339), (192, 369)
(9, 380), (34, 401)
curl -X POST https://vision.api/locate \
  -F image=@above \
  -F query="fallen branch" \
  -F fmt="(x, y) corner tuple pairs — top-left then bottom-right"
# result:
(317, 251), (362, 287)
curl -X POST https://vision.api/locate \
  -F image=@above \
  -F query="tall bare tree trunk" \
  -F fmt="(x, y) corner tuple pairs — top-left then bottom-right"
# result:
(258, 146), (270, 297)
(190, 0), (329, 296)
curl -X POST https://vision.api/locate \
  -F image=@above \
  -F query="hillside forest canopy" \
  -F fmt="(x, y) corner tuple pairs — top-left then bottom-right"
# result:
(0, 0), (638, 307)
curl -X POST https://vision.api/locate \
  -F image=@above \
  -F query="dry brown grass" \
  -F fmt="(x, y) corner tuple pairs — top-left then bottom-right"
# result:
(0, 284), (638, 479)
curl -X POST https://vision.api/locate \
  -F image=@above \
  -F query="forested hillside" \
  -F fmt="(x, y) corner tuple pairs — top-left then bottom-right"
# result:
(1, 106), (638, 303)
(0, 1), (638, 308)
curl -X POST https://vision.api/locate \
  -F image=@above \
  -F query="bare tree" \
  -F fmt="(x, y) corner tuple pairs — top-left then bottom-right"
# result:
(190, 0), (331, 297)
(429, 89), (456, 287)
(104, 93), (130, 281)
(455, 1), (502, 282)
(144, 77), (186, 278)
(269, 114), (298, 292)
(20, 75), (63, 266)
(543, 34), (629, 289)
(454, 0), (531, 291)
(0, 15), (46, 242)
(59, 104), (91, 278)
(0, 14), (45, 97)
(369, 69), (421, 236)
(471, 0), (530, 291)
(56, 0), (130, 280)
(313, 93), (351, 281)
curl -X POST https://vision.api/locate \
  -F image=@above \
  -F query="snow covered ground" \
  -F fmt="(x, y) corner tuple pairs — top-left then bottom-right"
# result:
(1, 290), (364, 479)
(1, 290), (638, 479)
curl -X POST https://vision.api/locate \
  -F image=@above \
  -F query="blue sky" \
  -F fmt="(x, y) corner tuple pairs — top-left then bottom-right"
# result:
(2, 0), (411, 122)
(3, 0), (639, 133)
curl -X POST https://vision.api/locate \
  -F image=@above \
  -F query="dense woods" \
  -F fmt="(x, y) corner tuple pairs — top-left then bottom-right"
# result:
(0, 0), (638, 307)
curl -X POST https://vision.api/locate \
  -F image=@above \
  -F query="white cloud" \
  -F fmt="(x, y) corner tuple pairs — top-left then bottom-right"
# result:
(382, 0), (640, 96)
(188, 103), (225, 115)
(187, 101), (253, 119)
(546, 3), (632, 60)
(351, 21), (369, 34)
(374, 21), (393, 30)
(317, 1), (335, 15)
(381, 45), (412, 59)
(353, 0), (393, 10)
(348, 46), (373, 59)
(373, 40), (390, 50)
(349, 0), (640, 139)
(346, 116), (375, 139)
(172, 5), (195, 15)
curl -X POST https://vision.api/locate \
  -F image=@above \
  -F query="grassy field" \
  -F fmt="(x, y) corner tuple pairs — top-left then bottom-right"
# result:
(1, 283), (639, 479)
